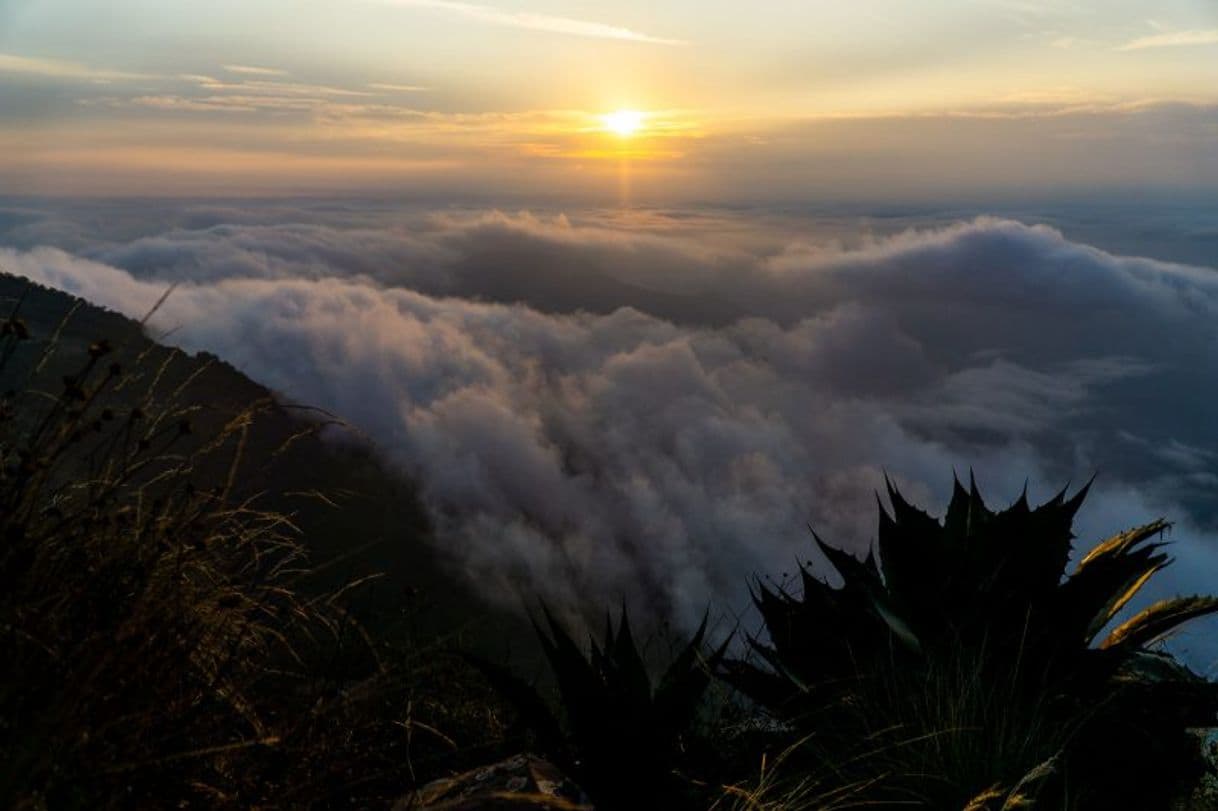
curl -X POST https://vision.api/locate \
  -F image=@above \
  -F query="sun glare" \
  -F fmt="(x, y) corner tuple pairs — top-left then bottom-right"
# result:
(603, 109), (645, 137)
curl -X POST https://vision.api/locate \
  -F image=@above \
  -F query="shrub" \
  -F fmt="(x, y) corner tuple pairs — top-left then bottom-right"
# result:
(723, 475), (1218, 809)
(469, 606), (728, 809)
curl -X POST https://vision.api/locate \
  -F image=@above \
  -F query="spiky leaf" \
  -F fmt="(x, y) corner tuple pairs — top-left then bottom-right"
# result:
(1102, 596), (1218, 651)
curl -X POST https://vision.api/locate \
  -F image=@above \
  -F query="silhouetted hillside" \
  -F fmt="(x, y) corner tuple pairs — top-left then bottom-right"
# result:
(0, 272), (496, 640)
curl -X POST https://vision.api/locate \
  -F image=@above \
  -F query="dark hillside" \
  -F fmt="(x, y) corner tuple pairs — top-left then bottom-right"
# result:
(0, 272), (494, 642)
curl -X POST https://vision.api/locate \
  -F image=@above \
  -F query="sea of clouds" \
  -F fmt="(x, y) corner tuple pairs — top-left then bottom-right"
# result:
(2, 199), (1217, 661)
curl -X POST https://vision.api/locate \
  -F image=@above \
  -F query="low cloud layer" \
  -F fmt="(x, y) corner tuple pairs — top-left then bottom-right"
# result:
(3, 204), (1218, 657)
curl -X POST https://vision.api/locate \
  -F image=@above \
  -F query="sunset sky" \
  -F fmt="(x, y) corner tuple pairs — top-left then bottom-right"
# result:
(2, 0), (1217, 198)
(5, 0), (1218, 653)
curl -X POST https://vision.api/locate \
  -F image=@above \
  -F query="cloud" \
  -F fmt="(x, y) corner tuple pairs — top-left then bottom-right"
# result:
(0, 52), (153, 82)
(3, 207), (1218, 656)
(222, 64), (291, 77)
(183, 74), (374, 97)
(0, 245), (974, 623)
(376, 0), (686, 45)
(7, 203), (1218, 662)
(1118, 29), (1218, 51)
(369, 83), (431, 93)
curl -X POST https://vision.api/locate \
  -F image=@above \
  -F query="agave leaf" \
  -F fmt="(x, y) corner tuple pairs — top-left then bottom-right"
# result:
(589, 636), (607, 674)
(610, 607), (653, 705)
(1057, 522), (1172, 645)
(1077, 520), (1170, 570)
(971, 483), (1038, 593)
(1009, 481), (1031, 516)
(588, 612), (612, 674)
(943, 474), (974, 540)
(753, 575), (856, 670)
(741, 627), (820, 696)
(654, 617), (729, 734)
(1118, 649), (1200, 682)
(814, 527), (906, 622)
(884, 474), (942, 534)
(752, 581), (808, 658)
(749, 638), (794, 677)
(752, 579), (791, 619)
(1060, 477), (1093, 521)
(537, 606), (594, 686)
(876, 490), (942, 618)
(1041, 480), (1070, 511)
(655, 612), (709, 694)
(953, 469), (994, 543)
(1108, 652), (1218, 729)
(812, 528), (879, 588)
(535, 605), (604, 735)
(798, 564), (838, 608)
(993, 482), (1081, 596)
(717, 658), (802, 713)
(1104, 564), (1165, 623)
(1101, 596), (1218, 650)
(872, 595), (922, 653)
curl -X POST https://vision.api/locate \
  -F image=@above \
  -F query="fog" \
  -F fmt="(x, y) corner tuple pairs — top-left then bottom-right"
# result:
(3, 198), (1217, 663)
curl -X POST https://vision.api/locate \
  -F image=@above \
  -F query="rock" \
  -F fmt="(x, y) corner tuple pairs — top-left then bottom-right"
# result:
(394, 754), (592, 810)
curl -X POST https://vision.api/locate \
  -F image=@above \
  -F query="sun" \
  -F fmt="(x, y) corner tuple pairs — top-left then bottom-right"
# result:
(603, 109), (645, 137)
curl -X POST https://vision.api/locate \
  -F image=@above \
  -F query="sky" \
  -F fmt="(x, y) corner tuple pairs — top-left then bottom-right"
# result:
(1, 0), (1217, 199)
(2, 3), (1218, 659)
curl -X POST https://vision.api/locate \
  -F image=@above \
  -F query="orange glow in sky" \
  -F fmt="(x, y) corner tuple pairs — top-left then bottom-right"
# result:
(603, 110), (646, 138)
(1, 1), (1215, 197)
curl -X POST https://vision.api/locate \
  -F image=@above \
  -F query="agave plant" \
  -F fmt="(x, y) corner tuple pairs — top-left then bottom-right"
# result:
(468, 606), (729, 809)
(724, 475), (1218, 809)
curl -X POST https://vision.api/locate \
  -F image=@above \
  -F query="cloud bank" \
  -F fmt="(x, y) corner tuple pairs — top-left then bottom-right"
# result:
(3, 206), (1218, 655)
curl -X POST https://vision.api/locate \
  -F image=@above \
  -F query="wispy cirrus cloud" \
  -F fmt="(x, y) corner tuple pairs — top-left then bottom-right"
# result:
(369, 83), (431, 93)
(0, 52), (153, 82)
(182, 74), (375, 98)
(1118, 29), (1218, 51)
(222, 64), (291, 77)
(376, 0), (686, 45)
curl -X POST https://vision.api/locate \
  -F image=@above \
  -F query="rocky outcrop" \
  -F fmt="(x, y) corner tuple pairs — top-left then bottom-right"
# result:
(395, 754), (592, 810)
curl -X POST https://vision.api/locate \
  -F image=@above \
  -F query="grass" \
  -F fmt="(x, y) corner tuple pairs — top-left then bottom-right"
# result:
(0, 285), (513, 808)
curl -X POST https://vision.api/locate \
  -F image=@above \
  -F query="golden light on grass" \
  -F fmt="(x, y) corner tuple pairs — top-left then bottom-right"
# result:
(602, 109), (645, 137)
